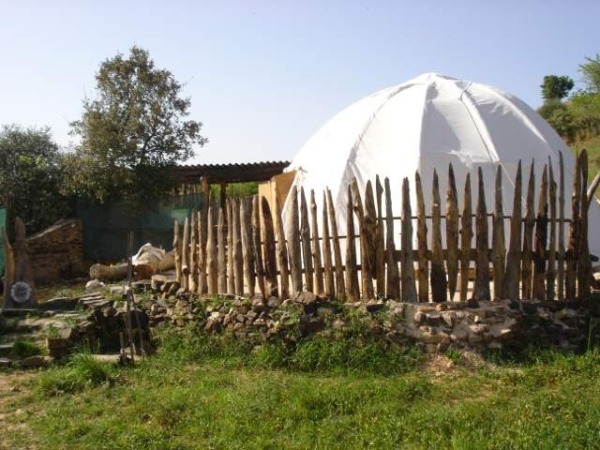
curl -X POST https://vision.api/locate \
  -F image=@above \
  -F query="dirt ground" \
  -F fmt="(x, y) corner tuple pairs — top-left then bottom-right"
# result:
(0, 371), (36, 450)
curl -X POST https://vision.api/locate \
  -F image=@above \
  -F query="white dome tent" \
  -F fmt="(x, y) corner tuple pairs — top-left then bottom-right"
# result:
(283, 72), (600, 257)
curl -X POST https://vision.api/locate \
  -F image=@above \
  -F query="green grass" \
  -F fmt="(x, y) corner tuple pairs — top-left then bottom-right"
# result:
(3, 327), (600, 450)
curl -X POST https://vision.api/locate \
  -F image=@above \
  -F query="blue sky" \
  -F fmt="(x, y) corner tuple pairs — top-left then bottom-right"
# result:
(1, 0), (598, 164)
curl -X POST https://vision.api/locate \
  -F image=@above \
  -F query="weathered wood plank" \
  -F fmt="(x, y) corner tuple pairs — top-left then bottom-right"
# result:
(232, 199), (244, 296)
(240, 197), (255, 296)
(189, 210), (198, 293)
(310, 190), (324, 295)
(415, 172), (429, 303)
(474, 168), (490, 301)
(345, 185), (360, 301)
(566, 153), (580, 299)
(300, 188), (314, 293)
(364, 181), (379, 297)
(375, 176), (386, 296)
(503, 162), (522, 300)
(521, 162), (535, 300)
(577, 150), (591, 299)
(273, 186), (289, 300)
(384, 177), (400, 299)
(287, 187), (302, 295)
(197, 207), (208, 295)
(217, 206), (227, 294)
(533, 165), (548, 300)
(557, 152), (566, 301)
(492, 166), (506, 300)
(327, 189), (346, 300)
(173, 220), (182, 286)
(547, 160), (557, 301)
(252, 196), (266, 298)
(430, 169), (447, 302)
(322, 191), (334, 298)
(352, 180), (374, 300)
(181, 216), (190, 291)
(401, 177), (417, 302)
(207, 203), (218, 295)
(446, 164), (459, 300)
(460, 173), (473, 301)
(226, 201), (235, 294)
(261, 197), (278, 297)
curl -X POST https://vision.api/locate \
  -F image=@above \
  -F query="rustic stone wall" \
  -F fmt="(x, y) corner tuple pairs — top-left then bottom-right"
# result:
(27, 219), (87, 283)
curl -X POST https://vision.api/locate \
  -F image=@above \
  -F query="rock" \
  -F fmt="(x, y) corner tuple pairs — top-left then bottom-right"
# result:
(366, 302), (385, 313)
(251, 298), (265, 313)
(414, 311), (427, 325)
(466, 298), (479, 309)
(267, 297), (282, 309)
(296, 292), (317, 306)
(0, 358), (13, 368)
(86, 279), (105, 293)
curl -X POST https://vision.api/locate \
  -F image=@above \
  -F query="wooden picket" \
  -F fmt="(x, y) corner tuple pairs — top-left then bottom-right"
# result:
(173, 156), (592, 302)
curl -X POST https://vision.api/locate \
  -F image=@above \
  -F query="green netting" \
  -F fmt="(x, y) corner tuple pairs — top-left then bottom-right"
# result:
(0, 207), (5, 274)
(76, 194), (203, 262)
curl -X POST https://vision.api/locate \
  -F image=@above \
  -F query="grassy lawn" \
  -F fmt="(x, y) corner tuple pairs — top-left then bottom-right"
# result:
(1, 328), (599, 450)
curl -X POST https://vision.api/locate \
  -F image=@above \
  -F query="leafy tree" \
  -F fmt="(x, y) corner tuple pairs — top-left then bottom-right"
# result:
(540, 75), (574, 102)
(0, 125), (72, 238)
(579, 54), (600, 93)
(67, 46), (207, 212)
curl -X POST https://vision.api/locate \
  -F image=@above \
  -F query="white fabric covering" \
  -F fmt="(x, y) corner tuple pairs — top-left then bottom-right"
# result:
(284, 73), (600, 256)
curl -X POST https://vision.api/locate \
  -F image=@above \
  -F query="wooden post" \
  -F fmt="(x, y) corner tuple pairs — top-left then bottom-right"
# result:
(522, 162), (535, 300)
(492, 166), (506, 300)
(181, 216), (190, 291)
(446, 164), (459, 300)
(384, 178), (400, 299)
(241, 197), (255, 296)
(460, 173), (473, 301)
(227, 200), (235, 294)
(217, 206), (227, 294)
(261, 197), (278, 298)
(287, 186), (303, 295)
(233, 199), (244, 296)
(310, 191), (324, 295)
(566, 154), (580, 299)
(474, 168), (490, 301)
(401, 177), (417, 302)
(197, 206), (208, 295)
(190, 210), (198, 293)
(577, 150), (591, 298)
(503, 162), (522, 300)
(547, 161), (557, 301)
(430, 169), (447, 302)
(300, 188), (314, 293)
(375, 176), (386, 298)
(252, 196), (266, 298)
(415, 172), (429, 302)
(557, 152), (566, 301)
(364, 181), (379, 297)
(533, 166), (548, 300)
(352, 180), (374, 300)
(322, 191), (335, 298)
(327, 189), (346, 300)
(273, 187), (290, 300)
(207, 203), (218, 295)
(173, 220), (182, 287)
(345, 185), (360, 301)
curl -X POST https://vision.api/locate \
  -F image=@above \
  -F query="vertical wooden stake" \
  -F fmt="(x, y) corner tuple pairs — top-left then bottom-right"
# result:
(217, 206), (227, 294)
(352, 180), (374, 300)
(345, 185), (360, 301)
(384, 178), (400, 299)
(241, 197), (255, 296)
(262, 197), (278, 298)
(566, 154), (580, 299)
(327, 189), (346, 300)
(173, 220), (182, 287)
(401, 177), (417, 302)
(375, 176), (386, 298)
(577, 150), (591, 298)
(227, 200), (235, 294)
(273, 187), (290, 299)
(322, 191), (334, 298)
(521, 162), (535, 299)
(310, 191), (324, 295)
(474, 168), (490, 301)
(253, 196), (266, 298)
(415, 172), (429, 302)
(207, 203), (218, 295)
(492, 166), (506, 300)
(233, 199), (244, 296)
(503, 162), (522, 300)
(547, 160), (557, 301)
(430, 169), (447, 302)
(460, 173), (473, 301)
(533, 165), (548, 300)
(189, 210), (198, 293)
(446, 164), (459, 300)
(557, 152), (566, 301)
(287, 186), (302, 295)
(300, 188), (314, 293)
